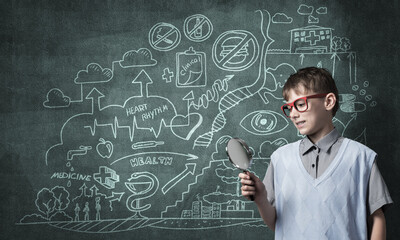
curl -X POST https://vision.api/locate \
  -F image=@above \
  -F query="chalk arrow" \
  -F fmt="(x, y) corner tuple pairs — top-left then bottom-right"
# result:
(86, 87), (104, 112)
(132, 70), (153, 98)
(162, 163), (196, 194)
(347, 52), (356, 84)
(330, 53), (341, 77)
(90, 185), (99, 197)
(183, 91), (195, 117)
(105, 192), (125, 201)
(105, 192), (125, 211)
(79, 183), (89, 197)
(299, 54), (305, 65)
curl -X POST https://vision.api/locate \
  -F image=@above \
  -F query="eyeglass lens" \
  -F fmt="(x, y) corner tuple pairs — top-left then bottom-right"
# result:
(283, 98), (307, 116)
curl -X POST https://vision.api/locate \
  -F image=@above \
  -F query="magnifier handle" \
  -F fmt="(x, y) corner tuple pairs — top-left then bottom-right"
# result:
(243, 170), (254, 201)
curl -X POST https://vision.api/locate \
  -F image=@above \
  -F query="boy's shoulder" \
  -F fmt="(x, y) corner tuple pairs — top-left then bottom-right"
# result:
(272, 137), (376, 157)
(271, 139), (302, 157)
(344, 138), (376, 155)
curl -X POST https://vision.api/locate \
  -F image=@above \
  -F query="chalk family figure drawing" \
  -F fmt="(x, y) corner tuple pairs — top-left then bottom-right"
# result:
(19, 5), (377, 233)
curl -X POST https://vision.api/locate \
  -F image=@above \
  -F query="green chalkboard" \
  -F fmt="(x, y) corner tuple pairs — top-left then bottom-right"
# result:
(2, 0), (399, 239)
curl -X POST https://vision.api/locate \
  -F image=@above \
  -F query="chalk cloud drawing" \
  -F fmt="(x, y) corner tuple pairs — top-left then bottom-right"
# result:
(272, 13), (293, 24)
(316, 7), (328, 15)
(258, 138), (288, 159)
(120, 48), (157, 67)
(74, 63), (113, 84)
(43, 88), (71, 108)
(308, 15), (319, 24)
(297, 4), (314, 15)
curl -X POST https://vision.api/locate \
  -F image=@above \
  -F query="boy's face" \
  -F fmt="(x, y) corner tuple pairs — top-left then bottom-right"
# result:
(285, 86), (334, 143)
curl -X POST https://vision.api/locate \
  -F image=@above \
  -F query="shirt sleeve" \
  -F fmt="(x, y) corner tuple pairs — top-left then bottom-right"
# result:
(262, 162), (276, 207)
(368, 157), (393, 215)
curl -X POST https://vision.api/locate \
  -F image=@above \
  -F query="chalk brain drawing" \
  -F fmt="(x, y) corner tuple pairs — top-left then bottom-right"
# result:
(20, 5), (377, 233)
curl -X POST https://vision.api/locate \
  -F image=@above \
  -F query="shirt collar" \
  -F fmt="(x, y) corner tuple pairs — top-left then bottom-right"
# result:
(301, 128), (341, 155)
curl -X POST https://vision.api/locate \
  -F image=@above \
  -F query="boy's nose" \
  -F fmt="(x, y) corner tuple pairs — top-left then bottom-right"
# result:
(289, 108), (300, 118)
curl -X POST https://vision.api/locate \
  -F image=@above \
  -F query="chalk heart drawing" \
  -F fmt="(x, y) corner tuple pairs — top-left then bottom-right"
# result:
(170, 113), (203, 140)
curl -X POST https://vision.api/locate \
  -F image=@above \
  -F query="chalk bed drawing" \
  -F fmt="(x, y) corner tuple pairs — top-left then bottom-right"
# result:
(20, 4), (376, 233)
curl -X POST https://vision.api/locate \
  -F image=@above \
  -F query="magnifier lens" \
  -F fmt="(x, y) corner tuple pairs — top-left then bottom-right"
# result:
(226, 138), (252, 170)
(226, 138), (254, 201)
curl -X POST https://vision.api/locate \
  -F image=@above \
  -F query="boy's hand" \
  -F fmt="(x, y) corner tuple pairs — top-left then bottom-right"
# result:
(238, 171), (267, 204)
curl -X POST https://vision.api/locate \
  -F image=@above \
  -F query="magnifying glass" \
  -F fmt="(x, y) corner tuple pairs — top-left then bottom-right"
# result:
(226, 137), (254, 201)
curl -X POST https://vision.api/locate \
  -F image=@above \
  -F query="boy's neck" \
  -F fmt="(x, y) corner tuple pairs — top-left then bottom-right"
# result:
(307, 122), (335, 144)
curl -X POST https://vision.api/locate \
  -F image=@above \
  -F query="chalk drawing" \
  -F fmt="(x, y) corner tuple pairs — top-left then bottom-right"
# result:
(183, 14), (213, 42)
(149, 22), (181, 51)
(176, 47), (207, 88)
(240, 110), (289, 135)
(212, 30), (260, 71)
(22, 3), (379, 233)
(125, 171), (159, 218)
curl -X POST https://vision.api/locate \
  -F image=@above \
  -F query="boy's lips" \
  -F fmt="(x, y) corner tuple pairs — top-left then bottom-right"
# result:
(295, 120), (305, 128)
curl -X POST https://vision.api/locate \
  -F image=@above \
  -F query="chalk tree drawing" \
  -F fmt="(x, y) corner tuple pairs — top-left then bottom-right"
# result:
(21, 4), (377, 234)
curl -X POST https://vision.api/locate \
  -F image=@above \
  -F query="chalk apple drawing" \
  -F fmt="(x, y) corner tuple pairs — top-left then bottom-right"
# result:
(96, 138), (114, 158)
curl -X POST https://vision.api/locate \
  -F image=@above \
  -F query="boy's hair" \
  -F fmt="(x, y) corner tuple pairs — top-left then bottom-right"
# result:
(282, 67), (339, 116)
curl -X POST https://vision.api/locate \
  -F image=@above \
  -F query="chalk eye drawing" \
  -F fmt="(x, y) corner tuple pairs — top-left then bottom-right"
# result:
(240, 110), (289, 135)
(149, 22), (181, 51)
(212, 30), (259, 71)
(176, 47), (207, 87)
(183, 14), (213, 42)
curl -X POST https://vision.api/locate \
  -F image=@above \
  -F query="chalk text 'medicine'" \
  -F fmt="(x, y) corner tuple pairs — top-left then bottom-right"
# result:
(51, 172), (91, 181)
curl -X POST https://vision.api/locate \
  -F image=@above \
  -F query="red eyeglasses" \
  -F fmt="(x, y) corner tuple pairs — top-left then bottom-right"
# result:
(281, 93), (328, 117)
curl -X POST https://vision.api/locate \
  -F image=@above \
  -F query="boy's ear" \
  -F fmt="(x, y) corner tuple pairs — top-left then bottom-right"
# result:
(325, 93), (336, 111)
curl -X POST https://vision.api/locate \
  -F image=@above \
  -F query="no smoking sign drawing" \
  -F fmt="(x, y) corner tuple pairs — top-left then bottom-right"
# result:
(149, 22), (181, 51)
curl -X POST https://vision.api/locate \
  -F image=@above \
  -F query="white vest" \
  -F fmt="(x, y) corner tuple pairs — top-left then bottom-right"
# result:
(272, 138), (375, 240)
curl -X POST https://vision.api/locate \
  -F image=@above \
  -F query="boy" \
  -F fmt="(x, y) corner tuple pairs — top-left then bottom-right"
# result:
(239, 67), (392, 239)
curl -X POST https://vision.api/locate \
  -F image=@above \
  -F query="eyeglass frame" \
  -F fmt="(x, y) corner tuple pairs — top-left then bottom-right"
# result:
(280, 93), (328, 117)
